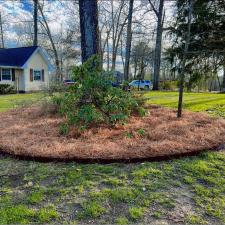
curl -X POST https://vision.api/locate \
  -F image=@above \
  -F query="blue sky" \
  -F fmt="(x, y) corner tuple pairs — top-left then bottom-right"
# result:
(20, 1), (33, 12)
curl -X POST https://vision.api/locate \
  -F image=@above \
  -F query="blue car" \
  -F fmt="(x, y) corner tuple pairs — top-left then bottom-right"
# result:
(129, 80), (152, 90)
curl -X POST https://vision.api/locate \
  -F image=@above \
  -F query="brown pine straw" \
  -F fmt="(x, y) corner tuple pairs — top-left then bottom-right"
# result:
(0, 104), (225, 161)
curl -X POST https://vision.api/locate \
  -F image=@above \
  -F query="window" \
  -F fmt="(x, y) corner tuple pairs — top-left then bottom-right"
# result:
(1, 69), (11, 80)
(33, 70), (41, 81)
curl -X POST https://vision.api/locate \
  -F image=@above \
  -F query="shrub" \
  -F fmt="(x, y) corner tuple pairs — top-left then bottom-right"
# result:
(45, 82), (68, 95)
(0, 84), (16, 94)
(53, 56), (142, 132)
(159, 81), (178, 91)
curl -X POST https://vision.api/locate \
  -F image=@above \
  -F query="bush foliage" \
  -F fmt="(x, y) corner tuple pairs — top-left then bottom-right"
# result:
(159, 81), (178, 91)
(0, 84), (16, 95)
(53, 56), (143, 132)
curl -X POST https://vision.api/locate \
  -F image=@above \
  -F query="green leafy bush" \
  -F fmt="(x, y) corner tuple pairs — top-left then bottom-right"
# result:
(0, 84), (16, 94)
(53, 56), (142, 132)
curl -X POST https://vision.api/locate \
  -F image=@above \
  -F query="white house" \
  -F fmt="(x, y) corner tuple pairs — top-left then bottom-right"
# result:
(0, 46), (51, 92)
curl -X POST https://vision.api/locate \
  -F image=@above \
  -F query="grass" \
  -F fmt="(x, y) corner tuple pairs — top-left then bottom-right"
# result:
(115, 216), (129, 225)
(0, 91), (224, 224)
(0, 93), (44, 112)
(129, 207), (145, 220)
(145, 91), (225, 117)
(0, 151), (224, 224)
(27, 190), (45, 204)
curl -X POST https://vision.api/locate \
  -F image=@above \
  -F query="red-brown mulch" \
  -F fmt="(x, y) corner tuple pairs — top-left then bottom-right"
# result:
(0, 104), (225, 161)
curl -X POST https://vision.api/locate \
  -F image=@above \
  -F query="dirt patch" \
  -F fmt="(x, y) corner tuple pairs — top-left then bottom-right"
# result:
(0, 104), (225, 161)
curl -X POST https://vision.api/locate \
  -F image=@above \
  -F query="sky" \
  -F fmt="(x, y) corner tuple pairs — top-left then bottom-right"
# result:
(0, 0), (73, 47)
(0, 0), (175, 47)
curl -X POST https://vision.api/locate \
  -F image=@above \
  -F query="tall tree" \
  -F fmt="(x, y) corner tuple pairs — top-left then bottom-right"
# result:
(124, 0), (134, 81)
(38, 2), (60, 80)
(148, 0), (165, 90)
(79, 0), (100, 63)
(131, 41), (153, 79)
(110, 0), (128, 71)
(33, 0), (38, 46)
(171, 0), (225, 93)
(0, 12), (4, 48)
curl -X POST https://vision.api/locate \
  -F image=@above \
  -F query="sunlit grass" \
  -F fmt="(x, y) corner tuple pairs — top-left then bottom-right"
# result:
(145, 91), (225, 117)
(0, 151), (224, 224)
(0, 93), (44, 112)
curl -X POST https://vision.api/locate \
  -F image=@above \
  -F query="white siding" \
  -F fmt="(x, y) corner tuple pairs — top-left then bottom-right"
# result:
(24, 51), (49, 92)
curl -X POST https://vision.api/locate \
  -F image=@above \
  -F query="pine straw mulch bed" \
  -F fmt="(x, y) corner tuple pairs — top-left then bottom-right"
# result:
(0, 104), (225, 162)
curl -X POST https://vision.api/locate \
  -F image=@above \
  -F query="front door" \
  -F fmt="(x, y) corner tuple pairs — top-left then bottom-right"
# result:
(16, 69), (25, 92)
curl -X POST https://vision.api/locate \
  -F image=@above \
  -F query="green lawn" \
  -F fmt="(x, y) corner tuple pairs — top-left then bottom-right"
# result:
(145, 91), (225, 117)
(0, 93), (44, 112)
(0, 92), (224, 224)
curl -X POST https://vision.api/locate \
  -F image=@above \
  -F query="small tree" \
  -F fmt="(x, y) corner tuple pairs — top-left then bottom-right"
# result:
(53, 56), (143, 133)
(131, 41), (153, 79)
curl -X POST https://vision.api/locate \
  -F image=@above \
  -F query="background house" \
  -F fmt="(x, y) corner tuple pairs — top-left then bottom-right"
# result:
(0, 46), (51, 92)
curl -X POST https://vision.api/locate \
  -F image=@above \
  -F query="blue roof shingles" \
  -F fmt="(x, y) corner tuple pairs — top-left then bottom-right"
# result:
(0, 46), (38, 67)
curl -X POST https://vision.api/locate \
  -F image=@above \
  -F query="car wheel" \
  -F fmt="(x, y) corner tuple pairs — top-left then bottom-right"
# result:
(144, 85), (149, 90)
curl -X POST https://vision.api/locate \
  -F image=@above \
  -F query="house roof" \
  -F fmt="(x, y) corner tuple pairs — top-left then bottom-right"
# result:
(0, 46), (39, 68)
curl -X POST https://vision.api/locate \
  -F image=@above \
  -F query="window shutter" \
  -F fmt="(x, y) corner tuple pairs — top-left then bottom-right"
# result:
(30, 69), (33, 82)
(42, 69), (45, 82)
(12, 69), (15, 81)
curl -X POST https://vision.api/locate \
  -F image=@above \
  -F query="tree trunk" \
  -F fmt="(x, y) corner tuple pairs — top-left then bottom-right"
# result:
(217, 74), (221, 91)
(152, 0), (164, 90)
(124, 0), (134, 81)
(101, 29), (111, 70)
(134, 59), (137, 77)
(222, 56), (225, 92)
(177, 0), (192, 118)
(120, 38), (125, 71)
(111, 54), (117, 71)
(110, 0), (126, 71)
(79, 0), (100, 63)
(107, 32), (110, 71)
(140, 57), (145, 80)
(0, 12), (4, 48)
(33, 0), (38, 46)
(111, 20), (127, 71)
(38, 3), (61, 81)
